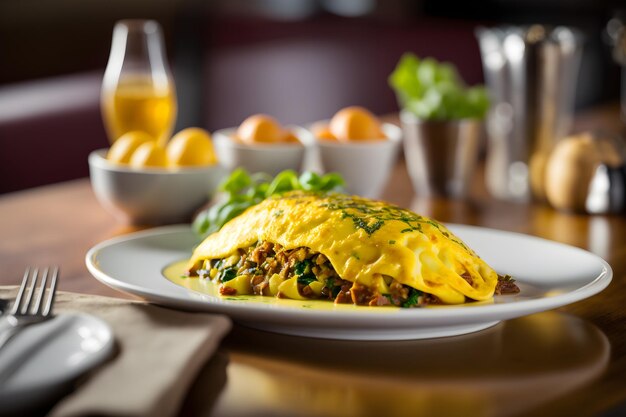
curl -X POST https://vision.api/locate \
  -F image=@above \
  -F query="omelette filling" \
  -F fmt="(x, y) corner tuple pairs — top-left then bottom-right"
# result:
(188, 241), (518, 307)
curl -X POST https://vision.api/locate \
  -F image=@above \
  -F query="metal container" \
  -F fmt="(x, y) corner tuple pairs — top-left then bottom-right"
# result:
(476, 25), (583, 202)
(586, 164), (626, 214)
(606, 15), (626, 127)
(401, 111), (481, 198)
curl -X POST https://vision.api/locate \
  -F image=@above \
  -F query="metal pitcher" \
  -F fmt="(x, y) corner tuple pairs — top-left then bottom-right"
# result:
(476, 25), (583, 202)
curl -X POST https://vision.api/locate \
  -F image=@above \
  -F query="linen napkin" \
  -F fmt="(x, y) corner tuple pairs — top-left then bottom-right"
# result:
(0, 286), (232, 417)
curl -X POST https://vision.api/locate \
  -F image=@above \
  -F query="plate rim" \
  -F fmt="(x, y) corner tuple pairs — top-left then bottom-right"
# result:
(85, 224), (613, 325)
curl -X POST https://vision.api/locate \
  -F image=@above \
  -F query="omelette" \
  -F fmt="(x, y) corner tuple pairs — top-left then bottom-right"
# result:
(187, 192), (517, 307)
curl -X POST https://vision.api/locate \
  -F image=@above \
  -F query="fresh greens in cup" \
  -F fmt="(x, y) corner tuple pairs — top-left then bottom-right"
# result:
(388, 53), (490, 120)
(193, 169), (345, 239)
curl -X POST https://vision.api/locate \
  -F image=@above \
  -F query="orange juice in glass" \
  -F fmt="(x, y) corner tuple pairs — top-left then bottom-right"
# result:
(101, 20), (177, 146)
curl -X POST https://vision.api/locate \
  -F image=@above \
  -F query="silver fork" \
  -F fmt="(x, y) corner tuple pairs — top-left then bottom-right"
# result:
(0, 267), (59, 350)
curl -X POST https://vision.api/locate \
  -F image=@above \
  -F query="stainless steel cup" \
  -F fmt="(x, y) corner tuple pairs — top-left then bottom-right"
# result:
(401, 111), (481, 198)
(476, 25), (583, 202)
(606, 15), (626, 126)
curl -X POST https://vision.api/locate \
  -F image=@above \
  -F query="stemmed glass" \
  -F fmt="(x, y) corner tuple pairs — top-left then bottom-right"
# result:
(101, 19), (177, 146)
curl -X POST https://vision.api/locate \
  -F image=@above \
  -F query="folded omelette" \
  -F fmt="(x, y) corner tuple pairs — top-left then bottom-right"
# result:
(187, 192), (507, 307)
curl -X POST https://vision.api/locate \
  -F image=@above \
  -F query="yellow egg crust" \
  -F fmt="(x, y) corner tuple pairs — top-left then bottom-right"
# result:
(188, 192), (498, 304)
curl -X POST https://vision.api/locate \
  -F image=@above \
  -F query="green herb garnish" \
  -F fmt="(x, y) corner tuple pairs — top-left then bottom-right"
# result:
(294, 259), (312, 276)
(323, 277), (342, 298)
(297, 273), (317, 286)
(401, 288), (423, 308)
(295, 260), (316, 285)
(218, 267), (238, 283)
(321, 195), (436, 237)
(193, 169), (345, 238)
(389, 53), (489, 120)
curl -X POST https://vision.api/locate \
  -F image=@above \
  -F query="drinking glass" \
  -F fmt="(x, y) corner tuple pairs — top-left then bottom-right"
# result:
(101, 20), (177, 146)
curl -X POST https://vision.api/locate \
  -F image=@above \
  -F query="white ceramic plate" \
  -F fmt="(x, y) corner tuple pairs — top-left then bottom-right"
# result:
(86, 225), (611, 341)
(0, 313), (115, 412)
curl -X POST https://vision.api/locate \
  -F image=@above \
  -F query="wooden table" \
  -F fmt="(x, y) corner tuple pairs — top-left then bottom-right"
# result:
(1, 104), (625, 417)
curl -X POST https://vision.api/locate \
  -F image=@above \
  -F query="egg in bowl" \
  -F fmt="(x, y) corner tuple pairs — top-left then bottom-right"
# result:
(311, 106), (401, 198)
(213, 114), (311, 176)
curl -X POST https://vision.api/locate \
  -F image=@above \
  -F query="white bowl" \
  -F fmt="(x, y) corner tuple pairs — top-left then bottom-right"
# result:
(88, 150), (227, 225)
(213, 126), (313, 176)
(313, 123), (402, 198)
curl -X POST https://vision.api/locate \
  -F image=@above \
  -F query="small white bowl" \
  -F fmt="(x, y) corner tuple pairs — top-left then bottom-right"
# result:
(213, 126), (313, 176)
(313, 123), (402, 198)
(88, 150), (227, 225)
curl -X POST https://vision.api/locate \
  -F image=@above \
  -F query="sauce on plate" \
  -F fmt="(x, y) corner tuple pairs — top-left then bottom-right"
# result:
(163, 259), (399, 312)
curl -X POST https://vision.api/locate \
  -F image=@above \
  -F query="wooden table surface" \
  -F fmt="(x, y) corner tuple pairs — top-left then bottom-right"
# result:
(1, 104), (625, 417)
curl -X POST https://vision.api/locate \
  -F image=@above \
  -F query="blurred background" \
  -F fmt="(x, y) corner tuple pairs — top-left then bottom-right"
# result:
(0, 0), (624, 194)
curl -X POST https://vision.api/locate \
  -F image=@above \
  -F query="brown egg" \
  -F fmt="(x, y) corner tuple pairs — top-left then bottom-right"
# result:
(235, 114), (285, 144)
(282, 132), (300, 143)
(329, 106), (385, 141)
(314, 127), (338, 141)
(545, 132), (623, 212)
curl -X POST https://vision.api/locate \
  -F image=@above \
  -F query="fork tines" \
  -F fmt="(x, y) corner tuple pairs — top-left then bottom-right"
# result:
(12, 267), (59, 317)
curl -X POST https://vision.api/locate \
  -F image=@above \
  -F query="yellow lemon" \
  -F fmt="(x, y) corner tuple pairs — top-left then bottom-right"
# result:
(129, 142), (168, 168)
(166, 128), (217, 166)
(235, 114), (285, 144)
(107, 131), (155, 164)
(329, 106), (385, 141)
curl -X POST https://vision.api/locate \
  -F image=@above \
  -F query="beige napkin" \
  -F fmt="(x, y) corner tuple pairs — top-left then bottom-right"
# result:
(0, 286), (232, 417)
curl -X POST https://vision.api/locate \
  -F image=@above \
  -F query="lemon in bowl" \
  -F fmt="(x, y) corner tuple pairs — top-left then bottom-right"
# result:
(130, 141), (169, 168)
(106, 131), (155, 164)
(166, 128), (218, 166)
(90, 128), (225, 225)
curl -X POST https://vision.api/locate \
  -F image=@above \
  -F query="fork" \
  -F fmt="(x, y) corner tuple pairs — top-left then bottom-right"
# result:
(0, 267), (59, 350)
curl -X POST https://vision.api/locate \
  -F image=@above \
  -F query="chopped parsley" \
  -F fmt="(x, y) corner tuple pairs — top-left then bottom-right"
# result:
(315, 194), (469, 250)
(499, 274), (515, 282)
(218, 267), (238, 282)
(401, 288), (422, 308)
(325, 277), (342, 297)
(294, 259), (312, 276)
(297, 273), (317, 286)
(294, 257), (315, 285)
